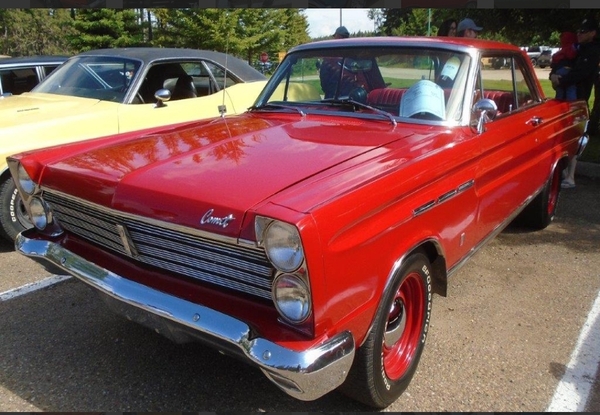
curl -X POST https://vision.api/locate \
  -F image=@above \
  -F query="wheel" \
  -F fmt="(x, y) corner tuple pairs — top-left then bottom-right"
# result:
(340, 252), (432, 408)
(530, 58), (537, 67)
(517, 166), (561, 230)
(0, 178), (32, 241)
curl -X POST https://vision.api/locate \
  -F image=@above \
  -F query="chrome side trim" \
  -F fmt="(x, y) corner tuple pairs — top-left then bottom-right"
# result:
(15, 231), (355, 401)
(413, 179), (475, 217)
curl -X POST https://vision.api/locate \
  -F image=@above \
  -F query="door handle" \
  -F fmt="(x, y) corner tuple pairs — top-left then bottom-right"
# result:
(527, 116), (543, 126)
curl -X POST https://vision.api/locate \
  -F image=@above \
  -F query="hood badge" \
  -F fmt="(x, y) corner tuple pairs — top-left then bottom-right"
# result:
(201, 209), (235, 228)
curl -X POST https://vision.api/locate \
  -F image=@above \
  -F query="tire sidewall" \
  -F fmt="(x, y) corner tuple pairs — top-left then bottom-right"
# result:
(371, 253), (432, 405)
(0, 179), (30, 241)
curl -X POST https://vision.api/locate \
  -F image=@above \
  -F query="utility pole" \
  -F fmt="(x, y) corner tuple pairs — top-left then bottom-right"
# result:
(428, 8), (431, 36)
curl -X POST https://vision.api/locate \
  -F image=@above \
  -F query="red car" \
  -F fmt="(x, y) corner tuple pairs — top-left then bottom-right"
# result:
(9, 37), (588, 408)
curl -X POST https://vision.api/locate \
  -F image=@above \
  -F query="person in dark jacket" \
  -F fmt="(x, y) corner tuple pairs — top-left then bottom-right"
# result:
(550, 16), (600, 188)
(550, 17), (600, 104)
(319, 26), (350, 98)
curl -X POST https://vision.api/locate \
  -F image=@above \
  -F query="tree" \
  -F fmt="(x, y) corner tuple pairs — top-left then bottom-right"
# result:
(69, 9), (144, 51)
(380, 8), (599, 46)
(367, 8), (385, 35)
(0, 9), (76, 56)
(150, 8), (309, 64)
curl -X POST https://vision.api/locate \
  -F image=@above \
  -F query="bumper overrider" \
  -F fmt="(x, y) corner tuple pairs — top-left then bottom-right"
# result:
(15, 230), (356, 401)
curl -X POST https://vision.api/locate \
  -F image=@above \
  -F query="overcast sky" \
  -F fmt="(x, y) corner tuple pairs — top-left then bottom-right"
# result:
(302, 8), (375, 39)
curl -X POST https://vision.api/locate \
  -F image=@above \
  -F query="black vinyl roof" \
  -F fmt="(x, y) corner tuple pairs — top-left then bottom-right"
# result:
(75, 47), (266, 82)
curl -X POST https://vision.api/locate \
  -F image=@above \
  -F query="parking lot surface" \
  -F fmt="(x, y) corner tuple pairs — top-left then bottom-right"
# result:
(0, 174), (599, 411)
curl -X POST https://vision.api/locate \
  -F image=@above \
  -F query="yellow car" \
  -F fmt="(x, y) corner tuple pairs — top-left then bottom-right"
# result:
(0, 47), (267, 240)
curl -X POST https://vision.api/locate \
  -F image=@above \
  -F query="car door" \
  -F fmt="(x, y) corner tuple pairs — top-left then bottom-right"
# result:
(472, 53), (567, 240)
(119, 60), (237, 132)
(117, 60), (255, 133)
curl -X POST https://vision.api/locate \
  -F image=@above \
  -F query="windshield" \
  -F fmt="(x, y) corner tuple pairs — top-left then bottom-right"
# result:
(254, 46), (472, 123)
(33, 56), (142, 103)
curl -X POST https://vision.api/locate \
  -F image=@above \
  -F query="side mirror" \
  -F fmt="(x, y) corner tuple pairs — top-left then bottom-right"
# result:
(154, 88), (171, 108)
(472, 98), (498, 133)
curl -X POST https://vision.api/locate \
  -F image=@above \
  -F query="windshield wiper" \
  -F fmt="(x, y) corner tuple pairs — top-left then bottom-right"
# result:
(249, 102), (306, 117)
(321, 98), (397, 126)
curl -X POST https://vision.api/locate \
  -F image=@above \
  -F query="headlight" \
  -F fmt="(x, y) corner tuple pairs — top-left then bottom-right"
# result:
(263, 221), (304, 272)
(29, 197), (48, 230)
(17, 164), (36, 195)
(273, 273), (311, 323)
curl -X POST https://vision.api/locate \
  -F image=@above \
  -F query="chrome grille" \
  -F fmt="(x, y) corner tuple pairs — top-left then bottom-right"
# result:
(43, 191), (274, 300)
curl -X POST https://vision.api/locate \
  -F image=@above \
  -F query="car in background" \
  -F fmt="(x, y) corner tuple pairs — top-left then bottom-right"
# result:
(10, 36), (588, 407)
(536, 50), (553, 69)
(525, 45), (551, 67)
(0, 55), (68, 96)
(0, 47), (267, 241)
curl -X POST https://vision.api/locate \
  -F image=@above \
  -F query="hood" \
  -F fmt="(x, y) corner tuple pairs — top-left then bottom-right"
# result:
(40, 113), (420, 237)
(0, 92), (108, 127)
(0, 93), (119, 165)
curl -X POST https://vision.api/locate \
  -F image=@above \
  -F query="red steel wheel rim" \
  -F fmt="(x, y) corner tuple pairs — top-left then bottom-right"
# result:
(382, 271), (425, 381)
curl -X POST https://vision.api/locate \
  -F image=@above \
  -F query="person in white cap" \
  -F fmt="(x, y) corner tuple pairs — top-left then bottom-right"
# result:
(457, 18), (482, 38)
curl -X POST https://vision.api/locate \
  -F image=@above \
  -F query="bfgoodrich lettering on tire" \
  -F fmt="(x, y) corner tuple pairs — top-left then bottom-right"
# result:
(340, 252), (432, 408)
(0, 178), (32, 241)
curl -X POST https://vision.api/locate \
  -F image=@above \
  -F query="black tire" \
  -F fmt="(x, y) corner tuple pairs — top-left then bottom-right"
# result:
(530, 58), (537, 67)
(0, 178), (32, 242)
(517, 166), (561, 230)
(340, 252), (433, 408)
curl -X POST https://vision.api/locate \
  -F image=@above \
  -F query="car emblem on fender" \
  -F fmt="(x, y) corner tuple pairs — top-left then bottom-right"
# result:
(200, 209), (235, 228)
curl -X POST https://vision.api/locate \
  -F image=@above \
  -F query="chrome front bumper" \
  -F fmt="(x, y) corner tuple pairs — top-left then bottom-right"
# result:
(16, 231), (356, 401)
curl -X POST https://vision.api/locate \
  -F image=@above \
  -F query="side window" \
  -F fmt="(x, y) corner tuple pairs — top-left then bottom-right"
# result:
(204, 61), (239, 90)
(140, 62), (199, 102)
(479, 54), (537, 117)
(182, 61), (215, 96)
(42, 65), (60, 77)
(0, 67), (39, 95)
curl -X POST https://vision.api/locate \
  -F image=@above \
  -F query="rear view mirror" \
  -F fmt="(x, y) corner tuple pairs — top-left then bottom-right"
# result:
(472, 98), (498, 133)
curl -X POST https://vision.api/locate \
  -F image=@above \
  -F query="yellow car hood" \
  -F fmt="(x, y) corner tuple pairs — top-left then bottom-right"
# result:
(0, 81), (267, 173)
(0, 93), (119, 169)
(0, 92), (117, 130)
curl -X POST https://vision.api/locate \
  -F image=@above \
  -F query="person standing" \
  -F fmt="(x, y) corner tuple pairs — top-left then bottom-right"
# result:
(587, 62), (600, 135)
(550, 16), (600, 188)
(456, 18), (482, 38)
(551, 31), (579, 100)
(320, 26), (351, 98)
(437, 19), (457, 37)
